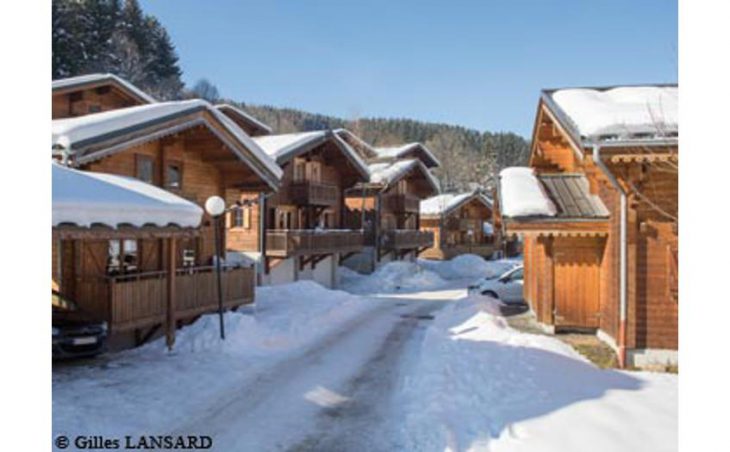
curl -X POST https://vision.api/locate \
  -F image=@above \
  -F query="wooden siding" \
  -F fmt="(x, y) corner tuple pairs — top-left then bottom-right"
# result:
(52, 86), (143, 119)
(518, 99), (678, 354)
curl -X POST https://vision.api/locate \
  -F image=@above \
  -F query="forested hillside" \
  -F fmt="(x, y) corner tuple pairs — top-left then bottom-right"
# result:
(52, 0), (530, 191)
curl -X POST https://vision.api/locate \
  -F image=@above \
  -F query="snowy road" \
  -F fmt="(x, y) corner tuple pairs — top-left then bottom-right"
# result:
(54, 257), (676, 452)
(168, 289), (455, 451)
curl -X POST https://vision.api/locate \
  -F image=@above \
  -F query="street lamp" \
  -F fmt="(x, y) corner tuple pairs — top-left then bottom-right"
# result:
(205, 196), (226, 340)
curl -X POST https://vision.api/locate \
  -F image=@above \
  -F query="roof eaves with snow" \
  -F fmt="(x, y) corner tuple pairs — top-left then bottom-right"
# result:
(215, 104), (273, 135)
(51, 99), (283, 190)
(541, 84), (679, 148)
(253, 130), (371, 181)
(52, 162), (203, 229)
(334, 129), (379, 159)
(420, 190), (492, 219)
(498, 167), (608, 222)
(52, 73), (158, 104)
(368, 158), (440, 195)
(373, 142), (441, 168)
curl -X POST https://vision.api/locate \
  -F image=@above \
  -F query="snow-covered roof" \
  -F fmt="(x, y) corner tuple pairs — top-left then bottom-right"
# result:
(373, 142), (441, 168)
(499, 167), (557, 218)
(51, 99), (283, 187)
(52, 73), (157, 104)
(368, 159), (440, 194)
(253, 130), (371, 179)
(253, 131), (327, 160)
(334, 129), (378, 159)
(215, 104), (273, 135)
(52, 162), (203, 229)
(420, 191), (492, 218)
(546, 85), (678, 144)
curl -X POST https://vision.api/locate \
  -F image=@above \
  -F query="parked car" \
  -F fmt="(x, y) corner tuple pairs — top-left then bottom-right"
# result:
(468, 265), (525, 304)
(52, 290), (108, 359)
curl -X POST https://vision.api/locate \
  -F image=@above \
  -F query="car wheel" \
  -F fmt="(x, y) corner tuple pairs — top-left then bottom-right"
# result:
(481, 290), (499, 299)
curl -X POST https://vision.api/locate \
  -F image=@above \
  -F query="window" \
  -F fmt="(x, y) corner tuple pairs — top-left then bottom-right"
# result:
(233, 207), (246, 228)
(294, 160), (306, 182)
(182, 249), (196, 267)
(107, 239), (138, 275)
(136, 155), (155, 184)
(165, 162), (182, 189)
(88, 104), (101, 113)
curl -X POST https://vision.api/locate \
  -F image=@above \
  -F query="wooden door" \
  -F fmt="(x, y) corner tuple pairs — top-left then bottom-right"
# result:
(553, 246), (601, 328)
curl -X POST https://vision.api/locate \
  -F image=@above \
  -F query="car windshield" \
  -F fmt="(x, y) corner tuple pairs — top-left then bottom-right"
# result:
(52, 291), (79, 312)
(502, 267), (524, 281)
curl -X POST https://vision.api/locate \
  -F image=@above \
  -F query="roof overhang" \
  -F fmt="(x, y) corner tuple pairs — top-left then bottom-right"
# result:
(52, 73), (157, 105)
(52, 101), (283, 191)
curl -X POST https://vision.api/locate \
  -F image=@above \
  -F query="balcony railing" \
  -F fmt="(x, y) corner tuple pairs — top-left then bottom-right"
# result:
(384, 194), (420, 214)
(74, 266), (255, 333)
(289, 181), (339, 207)
(266, 229), (365, 257)
(381, 229), (434, 250)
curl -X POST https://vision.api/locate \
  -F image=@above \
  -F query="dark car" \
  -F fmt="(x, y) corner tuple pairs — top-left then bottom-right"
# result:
(52, 290), (108, 359)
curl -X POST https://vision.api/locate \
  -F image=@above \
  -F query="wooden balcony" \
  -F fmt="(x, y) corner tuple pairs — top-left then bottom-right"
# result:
(289, 181), (339, 207)
(384, 194), (420, 214)
(382, 229), (434, 250)
(266, 229), (365, 257)
(74, 266), (255, 333)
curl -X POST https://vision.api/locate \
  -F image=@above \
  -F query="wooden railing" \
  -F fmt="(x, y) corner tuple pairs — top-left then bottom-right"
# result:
(384, 194), (420, 214)
(175, 266), (255, 318)
(382, 229), (434, 250)
(74, 266), (255, 333)
(266, 229), (365, 257)
(289, 181), (339, 206)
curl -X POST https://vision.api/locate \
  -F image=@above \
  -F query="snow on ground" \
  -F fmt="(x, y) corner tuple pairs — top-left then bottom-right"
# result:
(53, 281), (378, 438)
(339, 261), (448, 294)
(399, 295), (677, 452)
(419, 254), (521, 280)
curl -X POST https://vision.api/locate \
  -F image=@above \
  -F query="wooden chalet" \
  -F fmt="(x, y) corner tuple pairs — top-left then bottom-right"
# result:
(227, 130), (371, 288)
(419, 190), (495, 260)
(51, 89), (283, 348)
(344, 158), (440, 272)
(498, 85), (678, 368)
(52, 73), (156, 119)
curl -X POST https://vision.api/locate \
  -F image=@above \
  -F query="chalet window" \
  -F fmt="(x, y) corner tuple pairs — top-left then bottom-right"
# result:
(136, 155), (155, 185)
(107, 239), (138, 275)
(233, 206), (251, 229)
(294, 161), (306, 182)
(88, 104), (101, 113)
(165, 162), (182, 189)
(307, 161), (321, 182)
(182, 249), (196, 267)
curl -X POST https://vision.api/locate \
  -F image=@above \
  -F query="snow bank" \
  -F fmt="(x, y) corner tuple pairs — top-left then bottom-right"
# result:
(339, 261), (447, 294)
(499, 167), (557, 217)
(551, 86), (678, 140)
(53, 281), (377, 437)
(419, 255), (521, 280)
(52, 162), (203, 228)
(400, 296), (677, 452)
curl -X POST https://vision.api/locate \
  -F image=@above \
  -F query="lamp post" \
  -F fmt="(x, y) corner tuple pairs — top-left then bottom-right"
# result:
(205, 196), (226, 340)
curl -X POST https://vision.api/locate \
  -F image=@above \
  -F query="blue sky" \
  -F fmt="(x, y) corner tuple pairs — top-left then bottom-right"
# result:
(141, 0), (677, 137)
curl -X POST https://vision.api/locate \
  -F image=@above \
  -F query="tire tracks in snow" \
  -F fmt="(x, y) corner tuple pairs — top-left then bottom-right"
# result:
(167, 296), (445, 451)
